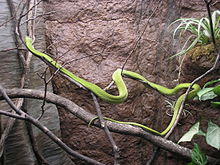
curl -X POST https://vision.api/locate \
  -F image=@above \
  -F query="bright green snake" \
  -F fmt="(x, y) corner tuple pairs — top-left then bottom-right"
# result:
(25, 36), (201, 136)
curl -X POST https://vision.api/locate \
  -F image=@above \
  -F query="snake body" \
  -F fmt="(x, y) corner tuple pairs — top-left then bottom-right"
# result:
(25, 36), (201, 136)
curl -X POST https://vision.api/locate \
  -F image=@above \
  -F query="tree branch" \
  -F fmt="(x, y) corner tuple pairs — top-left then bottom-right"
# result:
(91, 93), (120, 165)
(0, 87), (218, 164)
(0, 86), (104, 165)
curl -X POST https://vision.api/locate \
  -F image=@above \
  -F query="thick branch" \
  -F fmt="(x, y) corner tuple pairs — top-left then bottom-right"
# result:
(0, 86), (103, 165)
(0, 88), (218, 164)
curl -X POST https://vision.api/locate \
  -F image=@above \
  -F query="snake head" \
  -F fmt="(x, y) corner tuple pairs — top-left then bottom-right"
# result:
(24, 36), (33, 46)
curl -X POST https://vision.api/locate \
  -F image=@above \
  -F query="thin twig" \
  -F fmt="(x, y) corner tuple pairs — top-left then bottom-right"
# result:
(35, 56), (87, 89)
(20, 11), (56, 25)
(0, 47), (26, 52)
(37, 66), (60, 120)
(204, 0), (215, 46)
(91, 93), (120, 165)
(19, 0), (43, 22)
(0, 110), (25, 120)
(0, 0), (24, 28)
(121, 0), (163, 71)
(104, 81), (114, 91)
(37, 68), (48, 120)
(0, 16), (15, 27)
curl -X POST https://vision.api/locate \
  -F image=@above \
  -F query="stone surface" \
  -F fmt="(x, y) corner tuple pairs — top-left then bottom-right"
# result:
(44, 0), (220, 164)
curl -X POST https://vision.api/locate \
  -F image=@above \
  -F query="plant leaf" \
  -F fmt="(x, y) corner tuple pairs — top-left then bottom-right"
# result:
(170, 36), (199, 58)
(211, 101), (220, 108)
(170, 10), (220, 58)
(197, 87), (217, 101)
(203, 79), (220, 88)
(191, 143), (208, 165)
(206, 121), (220, 150)
(213, 85), (220, 96)
(178, 122), (200, 143)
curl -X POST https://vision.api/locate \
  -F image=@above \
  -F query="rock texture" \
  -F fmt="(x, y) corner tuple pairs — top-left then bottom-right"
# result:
(44, 0), (220, 164)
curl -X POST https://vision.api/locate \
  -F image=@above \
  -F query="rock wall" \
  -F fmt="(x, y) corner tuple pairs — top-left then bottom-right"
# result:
(44, 0), (219, 164)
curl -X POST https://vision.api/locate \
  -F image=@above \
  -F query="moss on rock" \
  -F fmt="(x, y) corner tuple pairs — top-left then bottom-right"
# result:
(188, 43), (215, 63)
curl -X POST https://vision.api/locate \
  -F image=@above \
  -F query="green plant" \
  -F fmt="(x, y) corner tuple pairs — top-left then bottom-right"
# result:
(179, 79), (220, 149)
(178, 79), (220, 163)
(196, 78), (220, 107)
(170, 10), (220, 57)
(178, 121), (220, 150)
(188, 143), (208, 165)
(178, 121), (219, 165)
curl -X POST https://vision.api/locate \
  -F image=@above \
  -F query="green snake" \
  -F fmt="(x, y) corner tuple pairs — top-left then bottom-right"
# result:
(25, 36), (201, 136)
